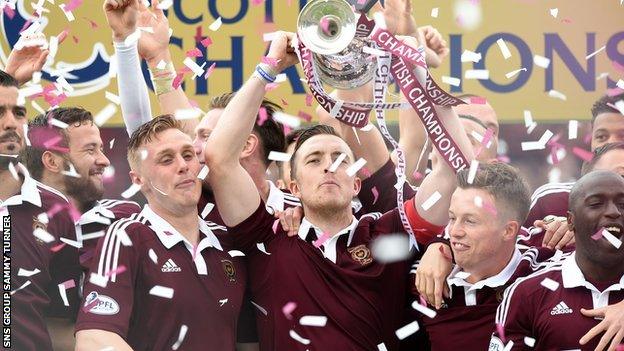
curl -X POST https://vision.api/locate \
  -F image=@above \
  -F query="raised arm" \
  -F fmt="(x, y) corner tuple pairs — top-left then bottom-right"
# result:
(204, 32), (298, 226)
(3, 33), (48, 86)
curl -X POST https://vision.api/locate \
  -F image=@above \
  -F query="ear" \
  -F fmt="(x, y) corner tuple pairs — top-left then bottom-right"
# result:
(566, 211), (574, 232)
(241, 133), (260, 159)
(41, 151), (64, 174)
(353, 176), (361, 196)
(289, 178), (301, 198)
(502, 220), (520, 242)
(129, 170), (144, 187)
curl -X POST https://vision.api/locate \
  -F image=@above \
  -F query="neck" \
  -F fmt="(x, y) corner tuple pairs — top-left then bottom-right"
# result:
(0, 170), (23, 201)
(576, 250), (624, 282)
(150, 203), (200, 245)
(465, 245), (516, 284)
(303, 205), (353, 236)
(41, 172), (67, 196)
(242, 160), (270, 201)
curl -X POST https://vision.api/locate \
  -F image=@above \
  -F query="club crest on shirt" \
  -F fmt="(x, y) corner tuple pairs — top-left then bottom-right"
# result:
(221, 259), (236, 282)
(348, 244), (373, 266)
(32, 216), (47, 245)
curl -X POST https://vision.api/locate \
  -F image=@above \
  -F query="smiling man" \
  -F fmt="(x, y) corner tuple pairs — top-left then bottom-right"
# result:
(493, 170), (624, 350)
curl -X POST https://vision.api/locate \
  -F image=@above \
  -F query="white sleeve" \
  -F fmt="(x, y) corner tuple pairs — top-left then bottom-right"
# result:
(113, 40), (152, 136)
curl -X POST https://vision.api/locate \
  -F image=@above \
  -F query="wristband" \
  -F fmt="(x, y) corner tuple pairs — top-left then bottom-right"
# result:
(253, 63), (278, 83)
(148, 62), (176, 95)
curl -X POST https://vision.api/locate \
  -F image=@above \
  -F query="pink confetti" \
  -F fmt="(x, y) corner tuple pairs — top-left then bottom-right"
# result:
(66, 202), (81, 222)
(615, 344), (624, 351)
(371, 186), (379, 205)
(607, 88), (624, 97)
(360, 167), (372, 178)
(188, 99), (200, 108)
(412, 170), (423, 180)
(470, 96), (487, 105)
(261, 56), (279, 67)
(613, 61), (624, 73)
(482, 200), (497, 216)
(583, 132), (592, 145)
(3, 6), (15, 19)
(305, 94), (313, 107)
(72, 35), (79, 44)
(58, 28), (70, 44)
(272, 219), (279, 234)
(257, 107), (268, 126)
(265, 83), (278, 92)
(204, 62), (217, 79)
(172, 73), (185, 89)
(19, 19), (33, 34)
(419, 295), (427, 307)
(201, 36), (213, 48)
(550, 147), (560, 165)
(82, 17), (98, 28)
(546, 133), (562, 147)
(592, 228), (604, 241)
(61, 279), (76, 289)
(572, 147), (593, 162)
(251, 0), (264, 5)
(43, 136), (69, 153)
(313, 232), (331, 248)
(561, 18), (573, 24)
(319, 17), (330, 35)
(282, 302), (297, 320)
(50, 243), (66, 252)
(281, 98), (289, 106)
(297, 111), (312, 122)
(105, 265), (127, 277)
(496, 323), (506, 342)
(186, 48), (203, 58)
(496, 155), (510, 163)
(63, 0), (83, 12)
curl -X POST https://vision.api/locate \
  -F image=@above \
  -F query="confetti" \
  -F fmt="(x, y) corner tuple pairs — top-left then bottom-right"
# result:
(94, 103), (117, 126)
(171, 325), (188, 350)
(268, 151), (291, 162)
(201, 203), (214, 218)
(149, 285), (174, 299)
(465, 69), (489, 80)
(174, 108), (202, 120)
(328, 153), (347, 172)
(313, 232), (331, 248)
(430, 7), (439, 17)
(11, 281), (31, 295)
(58, 4), (75, 21)
(121, 183), (141, 199)
(524, 337), (536, 347)
(18, 268), (40, 277)
(586, 46), (606, 60)
(572, 147), (593, 162)
(467, 160), (479, 184)
(185, 48), (203, 58)
(442, 76), (461, 87)
(257, 243), (271, 255)
(148, 248), (158, 264)
(549, 8), (558, 18)
(219, 298), (228, 306)
(346, 158), (367, 177)
(228, 250), (245, 257)
(548, 89), (567, 101)
(105, 91), (120, 105)
(395, 321), (420, 340)
(615, 100), (624, 115)
(88, 272), (108, 288)
(282, 302), (297, 319)
(183, 57), (205, 77)
(378, 343), (388, 351)
(49, 118), (69, 129)
(273, 112), (302, 128)
(497, 38), (512, 59)
(299, 315), (327, 327)
(289, 330), (310, 345)
(209, 17), (222, 31)
(617, 80), (624, 90)
(601, 229), (623, 249)
(33, 228), (55, 243)
(421, 191), (442, 211)
(371, 234), (411, 263)
(371, 186), (379, 205)
(157, 0), (173, 9)
(568, 120), (578, 140)
(540, 277), (559, 291)
(204, 62), (217, 79)
(521, 130), (554, 151)
(197, 165), (209, 181)
(411, 300), (437, 318)
(533, 55), (551, 69)
(305, 94), (313, 106)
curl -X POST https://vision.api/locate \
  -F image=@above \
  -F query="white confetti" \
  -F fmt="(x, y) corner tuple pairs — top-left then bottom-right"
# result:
(273, 112), (302, 128)
(174, 108), (202, 120)
(299, 315), (327, 327)
(360, 124), (374, 132)
(601, 229), (623, 249)
(586, 46), (606, 60)
(524, 336), (536, 347)
(614, 100), (624, 116)
(395, 321), (420, 340)
(33, 228), (55, 243)
(148, 248), (158, 264)
(289, 330), (310, 345)
(346, 158), (367, 177)
(251, 301), (268, 315)
(58, 283), (69, 306)
(183, 57), (205, 78)
(523, 110), (534, 128)
(11, 281), (31, 295)
(430, 7), (438, 18)
(263, 32), (277, 42)
(474, 195), (484, 208)
(465, 69), (489, 80)
(121, 183), (141, 199)
(49, 118), (69, 129)
(460, 50), (482, 63)
(377, 343), (388, 351)
(257, 243), (271, 255)
(149, 285), (174, 299)
(503, 340), (514, 351)
(548, 90), (567, 101)
(55, 76), (74, 94)
(219, 298), (228, 306)
(467, 160), (479, 184)
(411, 301), (437, 319)
(109, 138), (115, 149)
(18, 268), (40, 277)
(442, 76), (461, 87)
(455, 271), (471, 280)
(228, 250), (245, 257)
(94, 103), (118, 126)
(200, 202), (214, 219)
(156, 0), (173, 9)
(171, 324), (188, 350)
(596, 73), (609, 81)
(328, 153), (347, 172)
(209, 17), (222, 31)
(7, 162), (19, 180)
(124, 29), (141, 46)
(533, 55), (551, 69)
(521, 130), (554, 151)
(138, 26), (154, 34)
(88, 272), (108, 288)
(549, 8), (558, 18)
(61, 163), (81, 178)
(497, 38), (512, 59)
(197, 165), (209, 180)
(568, 120), (578, 140)
(268, 151), (292, 162)
(156, 60), (167, 69)
(617, 79), (624, 89)
(275, 73), (287, 83)
(540, 277), (560, 291)
(421, 191), (441, 211)
(30, 101), (45, 115)
(105, 91), (121, 105)
(371, 234), (411, 263)
(58, 3), (75, 21)
(363, 46), (387, 57)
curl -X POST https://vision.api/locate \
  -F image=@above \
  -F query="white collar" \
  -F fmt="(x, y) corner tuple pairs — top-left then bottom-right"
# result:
(447, 248), (522, 291)
(265, 180), (284, 214)
(562, 252), (624, 291)
(2, 164), (44, 207)
(297, 216), (359, 247)
(140, 205), (223, 252)
(77, 200), (116, 225)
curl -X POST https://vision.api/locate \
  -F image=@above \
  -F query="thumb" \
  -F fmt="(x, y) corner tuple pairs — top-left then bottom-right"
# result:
(580, 307), (605, 317)
(151, 0), (166, 18)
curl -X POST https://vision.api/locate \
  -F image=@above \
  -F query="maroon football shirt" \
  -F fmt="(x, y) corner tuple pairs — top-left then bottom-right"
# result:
(414, 247), (559, 351)
(357, 158), (418, 216)
(75, 205), (247, 350)
(3, 174), (80, 350)
(524, 182), (573, 228)
(229, 198), (443, 351)
(492, 252), (624, 350)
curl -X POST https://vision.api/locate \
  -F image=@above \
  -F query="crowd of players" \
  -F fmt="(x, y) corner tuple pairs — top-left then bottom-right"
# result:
(1, 0), (624, 350)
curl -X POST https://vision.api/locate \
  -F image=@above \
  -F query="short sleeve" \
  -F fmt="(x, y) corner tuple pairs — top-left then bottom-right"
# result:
(75, 219), (141, 338)
(228, 201), (277, 254)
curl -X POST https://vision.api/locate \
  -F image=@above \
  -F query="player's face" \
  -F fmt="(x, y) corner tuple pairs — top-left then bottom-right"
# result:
(194, 108), (222, 166)
(63, 122), (110, 204)
(593, 149), (624, 176)
(139, 128), (202, 210)
(570, 172), (624, 261)
(591, 112), (624, 150)
(461, 119), (497, 162)
(290, 134), (360, 214)
(0, 85), (26, 156)
(454, 102), (499, 137)
(448, 188), (514, 276)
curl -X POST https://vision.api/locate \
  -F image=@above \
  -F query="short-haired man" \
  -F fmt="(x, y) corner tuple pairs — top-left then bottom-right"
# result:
(75, 116), (247, 350)
(0, 70), (81, 350)
(492, 170), (624, 350)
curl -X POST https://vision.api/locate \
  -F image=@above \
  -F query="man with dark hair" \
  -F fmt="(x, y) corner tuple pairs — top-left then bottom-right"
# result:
(493, 170), (624, 351)
(581, 141), (624, 176)
(0, 70), (81, 350)
(75, 115), (247, 350)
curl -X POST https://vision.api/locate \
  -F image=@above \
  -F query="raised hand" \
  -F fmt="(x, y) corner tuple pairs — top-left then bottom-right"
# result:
(103, 0), (140, 42)
(266, 31), (299, 73)
(419, 25), (449, 67)
(137, 0), (172, 67)
(4, 34), (49, 85)
(373, 0), (418, 36)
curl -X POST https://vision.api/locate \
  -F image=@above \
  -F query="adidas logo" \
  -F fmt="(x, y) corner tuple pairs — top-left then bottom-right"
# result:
(161, 259), (181, 272)
(550, 301), (573, 315)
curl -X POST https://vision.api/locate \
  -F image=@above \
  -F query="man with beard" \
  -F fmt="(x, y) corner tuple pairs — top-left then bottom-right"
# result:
(0, 70), (81, 350)
(493, 170), (624, 351)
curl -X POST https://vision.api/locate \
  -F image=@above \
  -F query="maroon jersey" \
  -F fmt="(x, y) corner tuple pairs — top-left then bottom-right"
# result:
(77, 199), (140, 272)
(3, 175), (80, 350)
(229, 198), (444, 351)
(413, 247), (559, 351)
(357, 158), (418, 216)
(75, 205), (247, 351)
(491, 252), (624, 351)
(524, 182), (573, 228)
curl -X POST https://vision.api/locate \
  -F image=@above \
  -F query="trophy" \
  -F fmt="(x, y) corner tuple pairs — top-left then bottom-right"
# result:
(297, 0), (378, 90)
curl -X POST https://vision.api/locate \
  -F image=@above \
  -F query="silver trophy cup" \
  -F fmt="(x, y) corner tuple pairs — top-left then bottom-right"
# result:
(297, 0), (377, 90)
